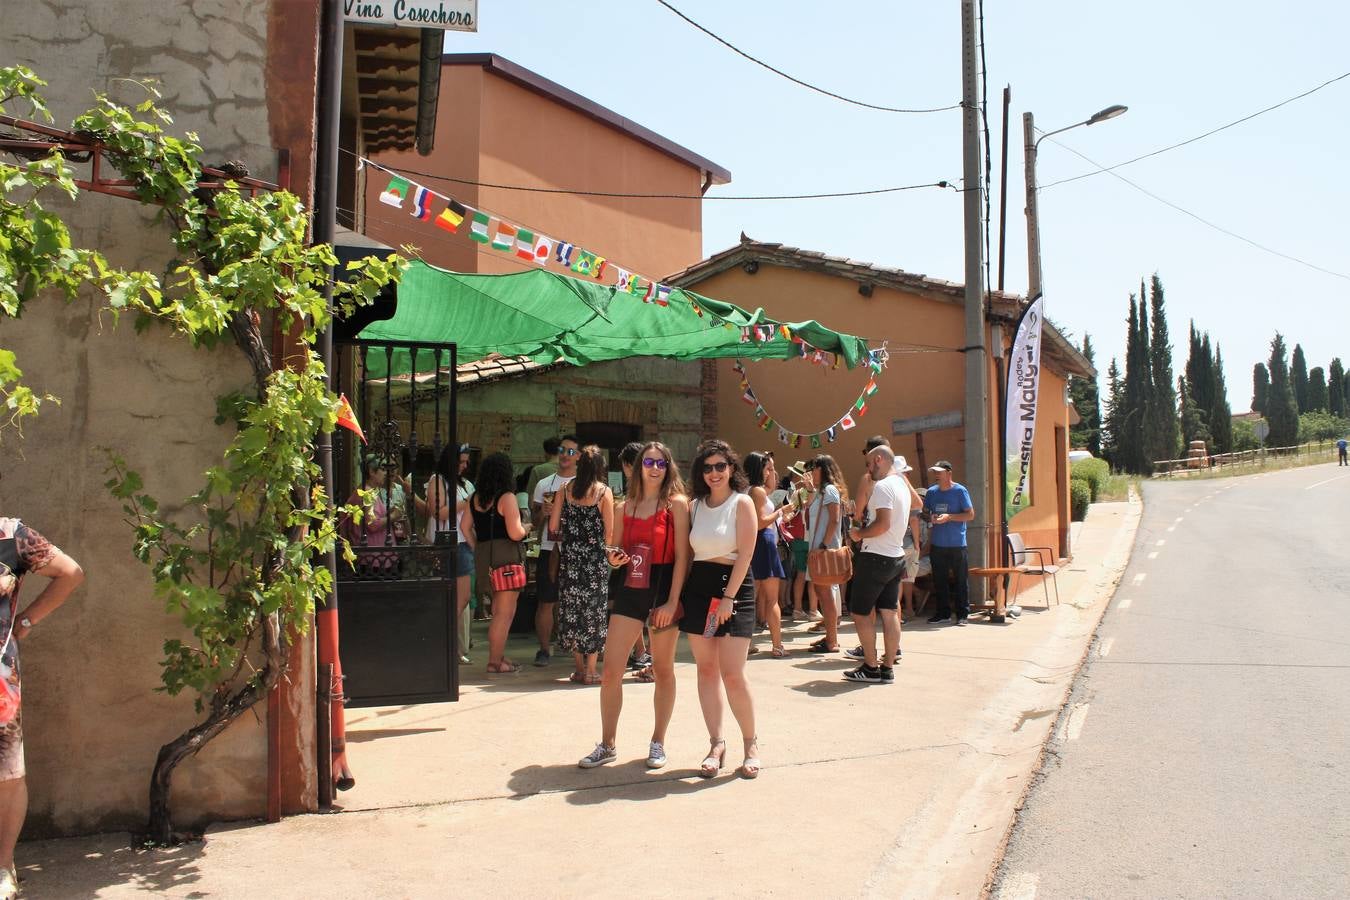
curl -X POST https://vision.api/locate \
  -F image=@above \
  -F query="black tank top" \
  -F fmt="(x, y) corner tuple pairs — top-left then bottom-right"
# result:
(471, 493), (512, 540)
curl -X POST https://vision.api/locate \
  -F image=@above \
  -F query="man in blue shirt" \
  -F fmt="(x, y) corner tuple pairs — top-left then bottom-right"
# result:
(1338, 437), (1347, 466)
(922, 460), (975, 626)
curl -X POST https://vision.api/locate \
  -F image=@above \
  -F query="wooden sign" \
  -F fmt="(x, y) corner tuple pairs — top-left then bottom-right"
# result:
(892, 410), (963, 436)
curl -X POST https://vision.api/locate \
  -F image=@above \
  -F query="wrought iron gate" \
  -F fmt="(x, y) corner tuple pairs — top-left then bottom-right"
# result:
(332, 339), (459, 707)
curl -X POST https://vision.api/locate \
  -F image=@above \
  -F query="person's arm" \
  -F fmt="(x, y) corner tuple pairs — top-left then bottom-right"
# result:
(599, 487), (615, 550)
(854, 473), (874, 522)
(850, 507), (891, 542)
(499, 493), (531, 542)
(902, 473), (923, 511)
(532, 479), (551, 531)
(716, 495), (759, 624)
(548, 484), (564, 537)
(13, 550), (83, 640)
(909, 512), (922, 549)
(823, 488), (841, 542)
(653, 497), (691, 629)
(428, 476), (451, 524)
(750, 486), (780, 529)
(951, 486), (976, 522)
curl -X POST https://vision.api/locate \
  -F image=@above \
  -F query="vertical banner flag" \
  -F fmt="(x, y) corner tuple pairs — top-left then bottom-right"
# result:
(1005, 293), (1045, 522)
(380, 176), (409, 208)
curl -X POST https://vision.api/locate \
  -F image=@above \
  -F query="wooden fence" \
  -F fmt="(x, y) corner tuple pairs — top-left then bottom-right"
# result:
(1152, 440), (1336, 477)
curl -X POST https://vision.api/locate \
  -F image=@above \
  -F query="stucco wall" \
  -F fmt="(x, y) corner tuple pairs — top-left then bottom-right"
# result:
(364, 59), (706, 280)
(2, 0), (318, 836)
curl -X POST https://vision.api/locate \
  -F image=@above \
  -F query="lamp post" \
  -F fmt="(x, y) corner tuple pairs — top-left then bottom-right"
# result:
(1023, 104), (1127, 299)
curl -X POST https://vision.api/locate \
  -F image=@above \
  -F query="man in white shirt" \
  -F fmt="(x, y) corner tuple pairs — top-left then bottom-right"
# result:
(842, 445), (911, 685)
(529, 434), (578, 666)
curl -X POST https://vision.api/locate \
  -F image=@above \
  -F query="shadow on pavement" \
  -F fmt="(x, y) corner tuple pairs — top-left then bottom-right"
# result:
(346, 727), (446, 743)
(19, 833), (204, 899)
(790, 679), (869, 698)
(507, 761), (735, 805)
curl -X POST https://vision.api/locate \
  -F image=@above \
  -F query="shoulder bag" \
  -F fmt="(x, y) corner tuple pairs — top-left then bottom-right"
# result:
(806, 492), (853, 586)
(486, 495), (527, 593)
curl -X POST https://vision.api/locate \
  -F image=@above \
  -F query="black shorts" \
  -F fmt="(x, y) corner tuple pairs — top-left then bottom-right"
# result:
(849, 552), (905, 616)
(680, 561), (756, 639)
(535, 548), (559, 603)
(610, 563), (676, 623)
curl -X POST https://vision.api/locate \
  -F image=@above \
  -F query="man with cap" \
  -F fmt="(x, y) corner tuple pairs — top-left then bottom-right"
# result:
(922, 460), (975, 625)
(841, 445), (910, 683)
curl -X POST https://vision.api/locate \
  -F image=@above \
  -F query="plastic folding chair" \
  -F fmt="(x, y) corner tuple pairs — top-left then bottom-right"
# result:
(1006, 533), (1060, 608)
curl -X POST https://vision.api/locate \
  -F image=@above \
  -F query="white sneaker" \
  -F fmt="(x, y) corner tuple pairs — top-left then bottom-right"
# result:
(578, 743), (617, 769)
(646, 741), (668, 769)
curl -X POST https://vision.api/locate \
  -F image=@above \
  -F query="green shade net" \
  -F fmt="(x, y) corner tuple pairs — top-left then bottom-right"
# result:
(359, 260), (871, 377)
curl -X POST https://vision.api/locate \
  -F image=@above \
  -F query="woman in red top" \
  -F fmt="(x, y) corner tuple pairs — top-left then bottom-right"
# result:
(577, 442), (691, 770)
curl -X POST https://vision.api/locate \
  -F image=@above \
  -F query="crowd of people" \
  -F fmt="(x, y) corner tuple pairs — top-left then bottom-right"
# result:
(340, 429), (981, 776)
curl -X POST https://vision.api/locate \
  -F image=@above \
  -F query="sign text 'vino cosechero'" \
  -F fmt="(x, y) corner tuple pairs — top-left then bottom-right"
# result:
(344, 0), (477, 31)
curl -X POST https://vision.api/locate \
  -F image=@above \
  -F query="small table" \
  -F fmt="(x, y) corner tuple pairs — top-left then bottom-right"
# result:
(968, 566), (1019, 623)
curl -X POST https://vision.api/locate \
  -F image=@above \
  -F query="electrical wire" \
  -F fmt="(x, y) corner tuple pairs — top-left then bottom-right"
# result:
(341, 147), (954, 201)
(1040, 69), (1350, 190)
(653, 0), (960, 115)
(1040, 137), (1350, 282)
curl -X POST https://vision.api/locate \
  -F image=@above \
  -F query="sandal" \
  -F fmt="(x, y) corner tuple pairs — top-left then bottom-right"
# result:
(568, 671), (587, 684)
(739, 737), (761, 779)
(487, 661), (521, 674)
(808, 622), (826, 633)
(585, 673), (602, 685)
(770, 645), (788, 658)
(633, 665), (656, 683)
(699, 738), (727, 778)
(808, 638), (838, 653)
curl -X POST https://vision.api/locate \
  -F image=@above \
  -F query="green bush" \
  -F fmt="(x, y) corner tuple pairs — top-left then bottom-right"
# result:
(1071, 457), (1110, 501)
(1070, 477), (1092, 522)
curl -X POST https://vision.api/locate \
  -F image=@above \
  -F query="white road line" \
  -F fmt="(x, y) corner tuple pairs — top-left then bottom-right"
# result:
(1175, 516), (1185, 523)
(1099, 637), (1115, 657)
(1167, 525), (1177, 532)
(997, 871), (1040, 900)
(1155, 539), (1165, 546)
(1132, 573), (1147, 585)
(1117, 596), (1133, 610)
(1305, 473), (1350, 490)
(1148, 551), (1159, 559)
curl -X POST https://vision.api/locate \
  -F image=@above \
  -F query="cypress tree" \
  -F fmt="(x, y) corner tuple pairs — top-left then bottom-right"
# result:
(1329, 358), (1346, 418)
(1308, 366), (1329, 412)
(1291, 343), (1310, 413)
(1120, 294), (1149, 473)
(1069, 335), (1102, 456)
(1179, 376), (1211, 446)
(1209, 344), (1232, 453)
(1102, 357), (1125, 468)
(1252, 363), (1270, 415)
(1145, 274), (1179, 464)
(1267, 333), (1299, 446)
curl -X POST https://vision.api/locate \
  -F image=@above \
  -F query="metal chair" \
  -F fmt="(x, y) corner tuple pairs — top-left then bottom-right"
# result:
(1006, 533), (1060, 608)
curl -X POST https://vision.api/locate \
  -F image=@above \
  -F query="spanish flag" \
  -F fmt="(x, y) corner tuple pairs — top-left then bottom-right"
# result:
(335, 394), (366, 444)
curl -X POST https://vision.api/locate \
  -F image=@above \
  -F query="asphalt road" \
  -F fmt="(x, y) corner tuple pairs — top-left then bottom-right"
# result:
(993, 462), (1350, 900)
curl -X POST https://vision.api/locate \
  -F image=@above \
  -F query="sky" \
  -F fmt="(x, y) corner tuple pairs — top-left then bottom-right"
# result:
(440, 1), (1350, 409)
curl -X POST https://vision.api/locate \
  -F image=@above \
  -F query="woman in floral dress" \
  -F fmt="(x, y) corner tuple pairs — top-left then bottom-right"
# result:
(548, 445), (614, 685)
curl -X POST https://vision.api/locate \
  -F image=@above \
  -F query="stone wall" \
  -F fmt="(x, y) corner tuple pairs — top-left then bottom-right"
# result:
(2, 0), (318, 836)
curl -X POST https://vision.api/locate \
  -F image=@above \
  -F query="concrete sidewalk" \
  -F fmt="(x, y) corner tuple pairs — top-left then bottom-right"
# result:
(19, 497), (1140, 899)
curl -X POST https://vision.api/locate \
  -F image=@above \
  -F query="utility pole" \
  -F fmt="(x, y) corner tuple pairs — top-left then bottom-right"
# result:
(1023, 111), (1043, 300)
(960, 0), (989, 572)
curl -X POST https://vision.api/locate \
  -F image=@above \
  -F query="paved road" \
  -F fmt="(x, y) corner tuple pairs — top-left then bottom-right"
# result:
(993, 463), (1350, 899)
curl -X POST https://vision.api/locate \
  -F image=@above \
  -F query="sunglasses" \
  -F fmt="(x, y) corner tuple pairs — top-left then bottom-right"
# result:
(700, 461), (730, 474)
(641, 457), (669, 470)
(557, 447), (579, 457)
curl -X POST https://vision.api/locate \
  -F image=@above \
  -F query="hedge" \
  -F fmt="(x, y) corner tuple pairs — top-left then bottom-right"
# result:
(1070, 477), (1092, 522)
(1071, 457), (1110, 501)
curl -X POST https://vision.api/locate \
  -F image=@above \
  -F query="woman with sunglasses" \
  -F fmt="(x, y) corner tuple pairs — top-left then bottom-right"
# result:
(549, 445), (614, 685)
(743, 452), (788, 658)
(805, 454), (850, 654)
(680, 440), (761, 779)
(577, 442), (690, 769)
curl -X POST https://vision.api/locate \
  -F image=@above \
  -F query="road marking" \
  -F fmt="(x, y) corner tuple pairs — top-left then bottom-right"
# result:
(1167, 525), (1177, 532)
(1175, 516), (1184, 523)
(1117, 596), (1133, 610)
(1132, 573), (1147, 585)
(1155, 539), (1165, 546)
(1057, 702), (1091, 741)
(997, 871), (1039, 900)
(1099, 637), (1115, 657)
(1305, 473), (1350, 490)
(1148, 551), (1159, 559)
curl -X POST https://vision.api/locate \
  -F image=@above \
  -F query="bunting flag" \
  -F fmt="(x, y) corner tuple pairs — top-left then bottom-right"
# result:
(555, 241), (575, 267)
(777, 426), (790, 444)
(855, 399), (869, 417)
(615, 268), (634, 292)
(790, 434), (802, 448)
(531, 233), (553, 265)
(434, 199), (467, 232)
(514, 228), (536, 261)
(470, 211), (492, 243)
(379, 176), (409, 208)
(411, 186), (433, 221)
(653, 285), (672, 307)
(733, 356), (885, 451)
(810, 434), (822, 449)
(571, 250), (602, 277)
(760, 415), (775, 432)
(739, 327), (752, 343)
(626, 274), (646, 296)
(864, 379), (879, 397)
(840, 413), (857, 431)
(492, 221), (517, 252)
(334, 394), (366, 444)
(826, 427), (838, 443)
(741, 387), (757, 405)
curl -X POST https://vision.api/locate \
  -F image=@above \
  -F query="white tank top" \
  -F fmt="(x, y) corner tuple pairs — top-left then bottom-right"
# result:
(690, 495), (742, 561)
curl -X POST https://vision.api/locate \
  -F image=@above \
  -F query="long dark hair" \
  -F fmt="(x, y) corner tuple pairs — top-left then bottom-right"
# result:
(743, 451), (771, 488)
(436, 442), (471, 488)
(569, 444), (608, 500)
(809, 453), (850, 503)
(473, 452), (515, 507)
(690, 439), (748, 500)
(628, 441), (686, 508)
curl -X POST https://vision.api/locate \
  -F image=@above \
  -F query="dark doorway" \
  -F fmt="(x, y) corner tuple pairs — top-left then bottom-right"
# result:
(576, 421), (642, 473)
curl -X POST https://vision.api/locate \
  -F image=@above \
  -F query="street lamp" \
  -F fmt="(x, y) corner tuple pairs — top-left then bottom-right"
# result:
(1023, 104), (1127, 298)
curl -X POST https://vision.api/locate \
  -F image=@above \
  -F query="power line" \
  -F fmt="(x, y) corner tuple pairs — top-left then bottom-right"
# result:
(1041, 69), (1350, 190)
(1042, 136), (1350, 282)
(343, 147), (955, 202)
(653, 0), (960, 115)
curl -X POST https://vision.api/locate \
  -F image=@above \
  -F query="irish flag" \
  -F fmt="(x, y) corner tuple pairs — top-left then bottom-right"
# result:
(469, 211), (492, 243)
(492, 221), (516, 251)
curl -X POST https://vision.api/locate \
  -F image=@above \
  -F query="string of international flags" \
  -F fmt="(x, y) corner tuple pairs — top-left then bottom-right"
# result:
(734, 350), (885, 448)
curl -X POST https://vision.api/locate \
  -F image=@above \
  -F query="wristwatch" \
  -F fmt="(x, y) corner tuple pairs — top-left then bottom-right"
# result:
(19, 617), (32, 629)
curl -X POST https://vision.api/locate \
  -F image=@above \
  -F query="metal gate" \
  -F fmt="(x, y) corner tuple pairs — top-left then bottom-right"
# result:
(333, 339), (459, 707)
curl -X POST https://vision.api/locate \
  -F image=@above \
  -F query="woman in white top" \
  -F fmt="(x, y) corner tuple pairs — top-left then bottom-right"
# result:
(419, 443), (475, 632)
(679, 439), (761, 779)
(804, 454), (849, 654)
